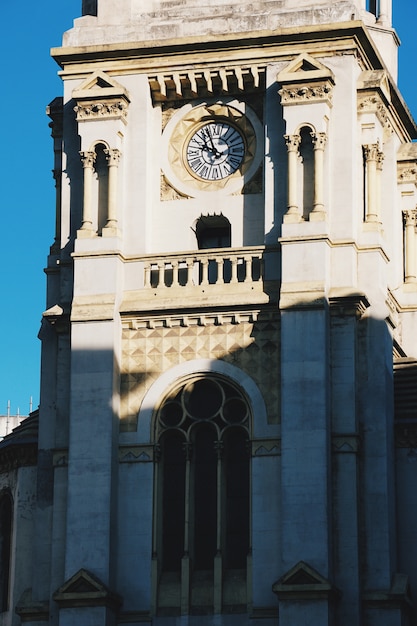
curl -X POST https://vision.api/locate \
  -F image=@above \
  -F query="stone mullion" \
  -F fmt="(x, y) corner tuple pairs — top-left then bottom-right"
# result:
(214, 440), (224, 614)
(151, 445), (161, 615)
(181, 441), (192, 615)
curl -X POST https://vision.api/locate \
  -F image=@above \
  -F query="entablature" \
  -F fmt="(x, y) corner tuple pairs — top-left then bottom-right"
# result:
(148, 65), (266, 103)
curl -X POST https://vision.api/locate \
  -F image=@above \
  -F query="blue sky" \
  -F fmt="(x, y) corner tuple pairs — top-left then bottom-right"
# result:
(0, 1), (416, 416)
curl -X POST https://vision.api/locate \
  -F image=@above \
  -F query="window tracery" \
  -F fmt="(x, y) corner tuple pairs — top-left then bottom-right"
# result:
(153, 376), (251, 615)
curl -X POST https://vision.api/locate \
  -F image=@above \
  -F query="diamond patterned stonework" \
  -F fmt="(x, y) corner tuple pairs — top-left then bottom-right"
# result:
(120, 315), (280, 431)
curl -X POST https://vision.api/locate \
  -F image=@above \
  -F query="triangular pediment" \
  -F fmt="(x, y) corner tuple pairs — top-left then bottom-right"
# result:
(53, 569), (122, 609)
(278, 53), (335, 84)
(278, 561), (331, 587)
(272, 561), (340, 601)
(55, 568), (107, 595)
(72, 70), (130, 101)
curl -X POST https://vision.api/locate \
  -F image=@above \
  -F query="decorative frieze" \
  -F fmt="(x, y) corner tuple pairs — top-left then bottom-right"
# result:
(397, 143), (417, 185)
(398, 163), (417, 184)
(279, 81), (333, 106)
(72, 70), (130, 123)
(74, 99), (129, 122)
(358, 94), (393, 135)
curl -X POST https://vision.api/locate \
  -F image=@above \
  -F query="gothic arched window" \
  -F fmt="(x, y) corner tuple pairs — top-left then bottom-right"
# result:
(154, 376), (250, 616)
(0, 493), (12, 613)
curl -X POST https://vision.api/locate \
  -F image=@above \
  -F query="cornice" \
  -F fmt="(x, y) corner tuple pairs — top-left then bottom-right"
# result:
(51, 21), (416, 139)
(51, 22), (384, 82)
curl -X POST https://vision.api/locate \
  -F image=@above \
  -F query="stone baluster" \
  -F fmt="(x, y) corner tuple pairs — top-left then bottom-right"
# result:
(200, 258), (209, 286)
(186, 259), (194, 287)
(244, 256), (252, 283)
(231, 256), (239, 284)
(172, 260), (179, 287)
(144, 263), (151, 288)
(216, 257), (223, 285)
(157, 262), (164, 287)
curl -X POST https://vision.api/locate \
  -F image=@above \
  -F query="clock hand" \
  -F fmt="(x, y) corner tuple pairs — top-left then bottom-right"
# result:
(204, 127), (222, 157)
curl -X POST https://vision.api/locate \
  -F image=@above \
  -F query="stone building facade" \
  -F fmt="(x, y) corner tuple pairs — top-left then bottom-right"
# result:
(1, 0), (417, 624)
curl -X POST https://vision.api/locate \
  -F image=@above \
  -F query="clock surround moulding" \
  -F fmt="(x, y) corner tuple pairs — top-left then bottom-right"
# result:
(160, 99), (263, 198)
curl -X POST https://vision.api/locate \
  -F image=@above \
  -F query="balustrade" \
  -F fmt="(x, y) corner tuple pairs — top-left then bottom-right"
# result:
(143, 248), (264, 290)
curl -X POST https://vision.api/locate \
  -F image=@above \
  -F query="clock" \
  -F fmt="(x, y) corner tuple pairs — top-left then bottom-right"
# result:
(185, 121), (245, 181)
(161, 101), (262, 197)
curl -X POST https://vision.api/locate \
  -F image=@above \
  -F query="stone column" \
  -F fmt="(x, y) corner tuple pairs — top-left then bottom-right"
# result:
(377, 0), (391, 26)
(403, 210), (417, 283)
(46, 97), (63, 253)
(376, 148), (384, 223)
(52, 170), (62, 251)
(103, 148), (121, 236)
(284, 134), (301, 222)
(78, 151), (96, 236)
(310, 132), (327, 220)
(364, 144), (379, 223)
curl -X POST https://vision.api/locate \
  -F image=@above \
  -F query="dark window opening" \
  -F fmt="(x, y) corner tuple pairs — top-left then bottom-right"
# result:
(82, 0), (98, 16)
(195, 215), (231, 249)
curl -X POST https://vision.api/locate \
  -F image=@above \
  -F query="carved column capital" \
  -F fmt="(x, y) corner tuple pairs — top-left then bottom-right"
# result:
(284, 134), (301, 153)
(377, 149), (385, 171)
(363, 143), (380, 162)
(403, 209), (417, 228)
(311, 132), (327, 151)
(104, 148), (122, 166)
(80, 150), (96, 169)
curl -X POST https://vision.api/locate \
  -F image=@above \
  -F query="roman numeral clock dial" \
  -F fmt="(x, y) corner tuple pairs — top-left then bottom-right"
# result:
(162, 102), (262, 196)
(186, 122), (245, 180)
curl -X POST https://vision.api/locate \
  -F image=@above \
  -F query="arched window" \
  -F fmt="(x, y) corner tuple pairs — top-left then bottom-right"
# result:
(0, 493), (12, 613)
(93, 143), (109, 233)
(195, 214), (231, 249)
(154, 376), (250, 616)
(298, 126), (314, 219)
(195, 215), (232, 284)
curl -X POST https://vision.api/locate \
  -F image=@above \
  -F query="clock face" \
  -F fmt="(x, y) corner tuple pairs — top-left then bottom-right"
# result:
(185, 121), (245, 180)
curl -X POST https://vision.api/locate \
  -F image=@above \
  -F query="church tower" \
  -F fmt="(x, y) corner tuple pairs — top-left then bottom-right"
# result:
(3, 0), (417, 625)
